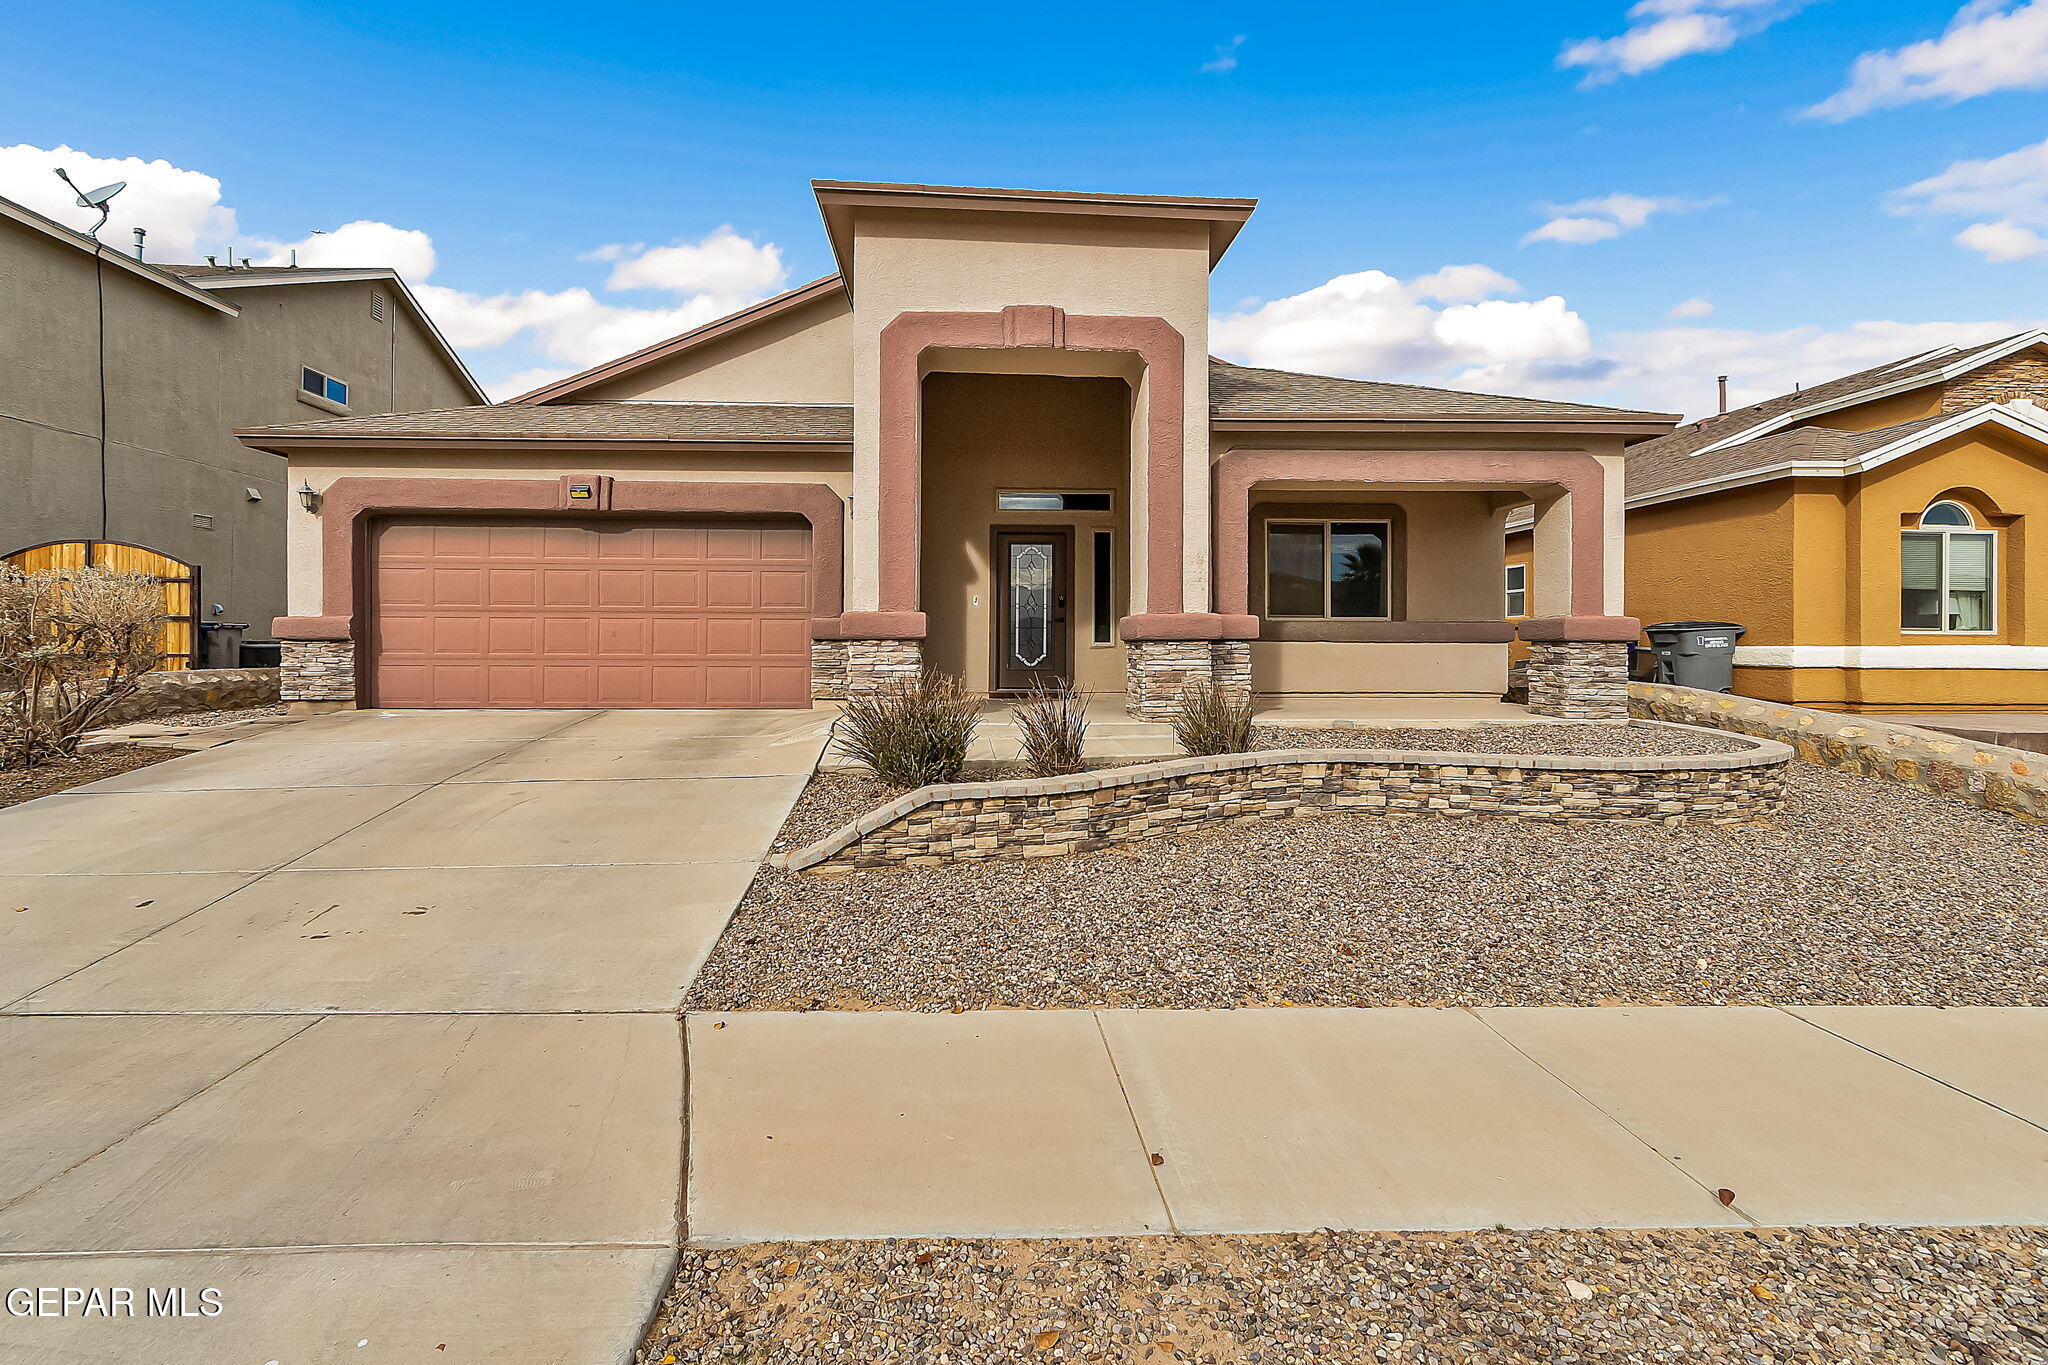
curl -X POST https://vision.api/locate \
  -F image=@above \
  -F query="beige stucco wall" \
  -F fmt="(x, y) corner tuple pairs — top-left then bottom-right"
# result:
(0, 219), (473, 634)
(1251, 642), (1508, 695)
(282, 450), (853, 618)
(572, 289), (855, 403)
(847, 207), (1213, 615)
(918, 372), (1129, 694)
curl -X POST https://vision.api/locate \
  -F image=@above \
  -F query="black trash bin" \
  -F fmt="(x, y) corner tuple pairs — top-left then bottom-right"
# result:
(239, 640), (282, 669)
(197, 622), (246, 671)
(1643, 621), (1746, 692)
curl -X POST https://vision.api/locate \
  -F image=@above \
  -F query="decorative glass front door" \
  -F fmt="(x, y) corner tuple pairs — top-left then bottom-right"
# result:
(993, 529), (1072, 692)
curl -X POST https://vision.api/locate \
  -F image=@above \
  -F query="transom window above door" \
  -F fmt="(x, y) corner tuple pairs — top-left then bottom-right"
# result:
(1265, 520), (1390, 619)
(996, 491), (1112, 511)
(1901, 500), (1995, 634)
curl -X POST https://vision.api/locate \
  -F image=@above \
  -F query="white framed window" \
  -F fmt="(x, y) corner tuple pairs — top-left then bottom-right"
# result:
(1505, 563), (1528, 618)
(300, 366), (348, 406)
(1902, 500), (1995, 634)
(1265, 520), (1391, 619)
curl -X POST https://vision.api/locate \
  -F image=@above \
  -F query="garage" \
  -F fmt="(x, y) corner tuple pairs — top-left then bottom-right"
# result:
(367, 517), (813, 708)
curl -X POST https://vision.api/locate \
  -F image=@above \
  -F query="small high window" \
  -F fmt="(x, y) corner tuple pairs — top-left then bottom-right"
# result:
(301, 367), (348, 406)
(1505, 563), (1528, 618)
(1266, 520), (1390, 620)
(1902, 501), (1995, 633)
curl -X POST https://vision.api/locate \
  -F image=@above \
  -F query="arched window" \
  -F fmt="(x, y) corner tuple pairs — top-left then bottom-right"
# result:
(1902, 501), (1995, 633)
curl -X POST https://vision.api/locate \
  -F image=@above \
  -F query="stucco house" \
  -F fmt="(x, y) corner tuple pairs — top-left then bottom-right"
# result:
(1, 192), (485, 650)
(240, 180), (1675, 718)
(1509, 332), (2048, 713)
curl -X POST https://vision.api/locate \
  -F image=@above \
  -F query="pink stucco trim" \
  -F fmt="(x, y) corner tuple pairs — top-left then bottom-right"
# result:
(811, 611), (929, 640)
(312, 476), (845, 628)
(1517, 615), (1641, 642)
(877, 306), (1186, 615)
(1212, 450), (1611, 618)
(1118, 613), (1226, 641)
(273, 615), (353, 641)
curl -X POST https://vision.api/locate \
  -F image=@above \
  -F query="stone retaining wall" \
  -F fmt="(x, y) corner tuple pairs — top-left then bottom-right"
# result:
(96, 667), (280, 724)
(1630, 682), (2048, 820)
(777, 722), (1790, 871)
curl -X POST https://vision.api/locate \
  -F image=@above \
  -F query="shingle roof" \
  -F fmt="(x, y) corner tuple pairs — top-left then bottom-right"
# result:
(1209, 359), (1669, 421)
(242, 401), (855, 443)
(1621, 335), (2025, 501)
(155, 264), (378, 280)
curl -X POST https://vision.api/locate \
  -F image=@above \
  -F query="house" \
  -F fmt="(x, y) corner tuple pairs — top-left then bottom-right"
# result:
(0, 192), (485, 657)
(238, 180), (1675, 718)
(1508, 333), (2048, 713)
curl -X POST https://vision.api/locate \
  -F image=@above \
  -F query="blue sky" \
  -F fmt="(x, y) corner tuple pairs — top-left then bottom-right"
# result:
(6, 0), (2047, 416)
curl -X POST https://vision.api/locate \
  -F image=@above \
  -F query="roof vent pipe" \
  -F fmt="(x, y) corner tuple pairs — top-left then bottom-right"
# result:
(132, 226), (146, 260)
(1716, 375), (1729, 414)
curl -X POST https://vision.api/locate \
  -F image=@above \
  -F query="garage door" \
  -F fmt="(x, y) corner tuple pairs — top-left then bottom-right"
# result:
(368, 518), (812, 708)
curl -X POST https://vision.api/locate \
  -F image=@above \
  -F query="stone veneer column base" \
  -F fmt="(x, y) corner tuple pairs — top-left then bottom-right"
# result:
(810, 640), (848, 701)
(1525, 640), (1629, 720)
(1211, 640), (1253, 709)
(1124, 639), (1216, 720)
(280, 640), (356, 708)
(841, 639), (923, 694)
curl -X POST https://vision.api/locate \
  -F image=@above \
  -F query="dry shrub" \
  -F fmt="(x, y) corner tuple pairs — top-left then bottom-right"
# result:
(0, 564), (166, 767)
(834, 670), (981, 789)
(1170, 679), (1254, 756)
(1012, 681), (1089, 777)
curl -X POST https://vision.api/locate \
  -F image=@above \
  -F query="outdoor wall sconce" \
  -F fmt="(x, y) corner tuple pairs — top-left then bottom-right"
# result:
(297, 481), (321, 513)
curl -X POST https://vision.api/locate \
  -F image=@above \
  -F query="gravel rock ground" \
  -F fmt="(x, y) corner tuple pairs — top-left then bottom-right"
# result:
(637, 1226), (2048, 1365)
(691, 760), (2048, 1011)
(0, 745), (185, 811)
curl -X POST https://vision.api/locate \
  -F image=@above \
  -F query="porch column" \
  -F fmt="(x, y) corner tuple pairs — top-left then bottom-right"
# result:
(1519, 481), (1636, 720)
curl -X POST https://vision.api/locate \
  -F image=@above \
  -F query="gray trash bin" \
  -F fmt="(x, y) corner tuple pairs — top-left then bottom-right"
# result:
(197, 622), (246, 670)
(1643, 621), (1745, 692)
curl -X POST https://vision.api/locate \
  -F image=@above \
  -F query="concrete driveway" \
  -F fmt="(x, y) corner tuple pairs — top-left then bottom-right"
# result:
(0, 707), (828, 1364)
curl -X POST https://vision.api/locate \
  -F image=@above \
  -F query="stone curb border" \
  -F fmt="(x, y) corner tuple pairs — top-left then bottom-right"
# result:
(1629, 681), (2048, 821)
(770, 720), (1790, 872)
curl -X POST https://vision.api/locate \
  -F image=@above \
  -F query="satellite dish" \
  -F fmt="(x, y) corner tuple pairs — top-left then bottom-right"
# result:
(52, 168), (126, 238)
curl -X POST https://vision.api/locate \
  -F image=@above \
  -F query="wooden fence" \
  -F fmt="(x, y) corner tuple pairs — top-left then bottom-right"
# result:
(2, 541), (201, 670)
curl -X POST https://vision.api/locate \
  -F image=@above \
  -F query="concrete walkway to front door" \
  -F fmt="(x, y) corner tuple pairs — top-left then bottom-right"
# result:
(0, 706), (829, 1364)
(686, 1004), (2048, 1244)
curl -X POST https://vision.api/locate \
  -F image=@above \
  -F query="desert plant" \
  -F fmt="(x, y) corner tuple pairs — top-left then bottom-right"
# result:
(0, 563), (166, 768)
(1170, 679), (1255, 756)
(834, 669), (981, 789)
(1012, 681), (1089, 777)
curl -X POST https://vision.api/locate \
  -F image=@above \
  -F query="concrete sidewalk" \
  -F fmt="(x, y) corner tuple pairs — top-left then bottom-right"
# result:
(0, 707), (829, 1364)
(687, 1004), (2048, 1244)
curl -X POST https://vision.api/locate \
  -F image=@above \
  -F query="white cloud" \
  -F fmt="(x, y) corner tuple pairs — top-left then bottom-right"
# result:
(1560, 1), (1803, 84)
(1522, 193), (1717, 245)
(1200, 35), (1246, 73)
(595, 225), (784, 304)
(1890, 137), (2048, 264)
(1806, 0), (2048, 121)
(1669, 296), (1716, 318)
(252, 220), (437, 280)
(0, 143), (238, 259)
(1209, 266), (1598, 387)
(1210, 262), (2042, 420)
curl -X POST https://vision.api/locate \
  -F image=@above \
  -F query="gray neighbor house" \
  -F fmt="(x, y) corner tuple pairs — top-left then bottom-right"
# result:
(2, 192), (483, 655)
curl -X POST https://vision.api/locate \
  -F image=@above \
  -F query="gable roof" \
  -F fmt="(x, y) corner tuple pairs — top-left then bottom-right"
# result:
(0, 192), (238, 314)
(514, 274), (846, 405)
(153, 264), (488, 403)
(1209, 359), (1676, 426)
(238, 400), (852, 449)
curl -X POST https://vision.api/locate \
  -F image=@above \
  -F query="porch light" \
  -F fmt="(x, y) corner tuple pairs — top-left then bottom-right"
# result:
(297, 481), (321, 513)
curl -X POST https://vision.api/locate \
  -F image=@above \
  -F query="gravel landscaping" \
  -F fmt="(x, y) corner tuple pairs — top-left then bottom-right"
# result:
(637, 1226), (2048, 1365)
(693, 755), (2048, 1011)
(0, 745), (185, 810)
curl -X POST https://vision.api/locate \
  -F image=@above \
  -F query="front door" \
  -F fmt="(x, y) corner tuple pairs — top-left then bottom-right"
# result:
(993, 528), (1072, 693)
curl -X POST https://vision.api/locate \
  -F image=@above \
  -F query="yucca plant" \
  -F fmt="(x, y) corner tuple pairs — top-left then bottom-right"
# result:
(1170, 679), (1254, 756)
(1012, 681), (1089, 777)
(833, 670), (981, 789)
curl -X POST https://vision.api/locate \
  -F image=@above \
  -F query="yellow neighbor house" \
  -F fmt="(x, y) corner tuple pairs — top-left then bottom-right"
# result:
(1509, 331), (2048, 713)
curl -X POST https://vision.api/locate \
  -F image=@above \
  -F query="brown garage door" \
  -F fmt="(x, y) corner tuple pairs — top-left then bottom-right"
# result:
(368, 518), (812, 708)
